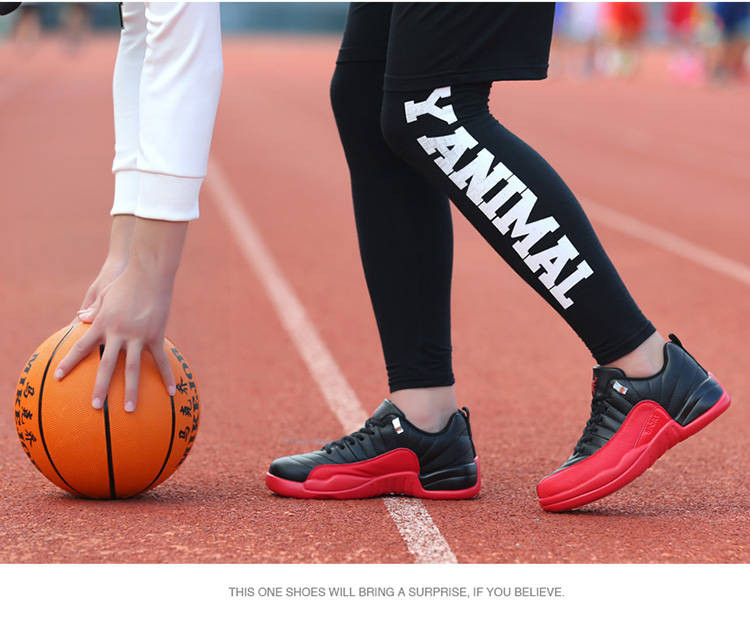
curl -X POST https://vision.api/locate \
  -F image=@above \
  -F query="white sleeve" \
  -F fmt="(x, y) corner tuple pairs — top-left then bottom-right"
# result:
(111, 2), (223, 221)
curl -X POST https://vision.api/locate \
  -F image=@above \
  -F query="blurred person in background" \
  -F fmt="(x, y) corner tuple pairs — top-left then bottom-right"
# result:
(603, 2), (646, 76)
(550, 2), (602, 78)
(12, 1), (41, 48)
(711, 2), (750, 81)
(561, 2), (603, 77)
(60, 3), (92, 52)
(665, 2), (706, 83)
(1, 2), (92, 54)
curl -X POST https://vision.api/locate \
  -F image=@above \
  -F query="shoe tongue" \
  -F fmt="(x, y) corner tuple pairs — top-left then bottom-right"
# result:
(373, 399), (404, 420)
(591, 366), (626, 397)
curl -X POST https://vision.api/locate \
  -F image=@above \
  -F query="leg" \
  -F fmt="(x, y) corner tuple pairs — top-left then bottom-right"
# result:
(379, 81), (729, 511)
(380, 83), (730, 511)
(265, 4), (480, 500)
(331, 3), (459, 430)
(380, 82), (659, 368)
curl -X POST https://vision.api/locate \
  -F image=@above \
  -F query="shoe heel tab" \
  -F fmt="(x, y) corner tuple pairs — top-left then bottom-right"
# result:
(666, 333), (707, 374)
(459, 406), (475, 443)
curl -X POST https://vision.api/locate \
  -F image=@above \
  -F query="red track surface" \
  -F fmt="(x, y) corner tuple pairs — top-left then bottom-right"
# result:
(1, 37), (747, 563)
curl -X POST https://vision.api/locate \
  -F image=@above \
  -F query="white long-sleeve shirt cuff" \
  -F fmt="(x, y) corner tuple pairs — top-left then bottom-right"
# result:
(111, 170), (140, 216)
(135, 171), (201, 220)
(112, 170), (201, 220)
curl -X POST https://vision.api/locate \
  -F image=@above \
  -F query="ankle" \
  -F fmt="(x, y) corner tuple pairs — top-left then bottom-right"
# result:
(604, 331), (667, 378)
(389, 386), (458, 432)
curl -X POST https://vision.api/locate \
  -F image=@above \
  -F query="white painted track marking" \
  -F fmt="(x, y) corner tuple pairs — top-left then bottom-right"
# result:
(584, 199), (750, 287)
(206, 159), (457, 565)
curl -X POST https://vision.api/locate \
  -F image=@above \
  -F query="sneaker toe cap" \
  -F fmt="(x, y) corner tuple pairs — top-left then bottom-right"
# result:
(268, 454), (319, 482)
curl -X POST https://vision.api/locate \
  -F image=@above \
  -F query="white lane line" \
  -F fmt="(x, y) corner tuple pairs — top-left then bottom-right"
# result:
(382, 497), (457, 564)
(205, 159), (457, 565)
(584, 199), (750, 287)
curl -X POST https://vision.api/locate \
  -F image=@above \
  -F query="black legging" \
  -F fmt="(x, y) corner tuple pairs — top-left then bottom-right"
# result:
(331, 62), (655, 391)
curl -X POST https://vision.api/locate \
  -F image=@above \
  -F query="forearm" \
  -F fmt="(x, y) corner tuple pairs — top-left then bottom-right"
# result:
(78, 215), (137, 312)
(127, 217), (188, 286)
(105, 214), (137, 267)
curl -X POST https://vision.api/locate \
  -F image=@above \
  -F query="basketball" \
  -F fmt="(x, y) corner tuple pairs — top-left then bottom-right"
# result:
(13, 322), (200, 499)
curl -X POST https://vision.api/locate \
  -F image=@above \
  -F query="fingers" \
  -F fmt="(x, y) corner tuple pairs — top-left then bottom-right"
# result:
(77, 292), (103, 324)
(55, 332), (160, 412)
(123, 340), (143, 413)
(79, 283), (98, 313)
(54, 325), (102, 382)
(91, 338), (123, 410)
(152, 344), (177, 397)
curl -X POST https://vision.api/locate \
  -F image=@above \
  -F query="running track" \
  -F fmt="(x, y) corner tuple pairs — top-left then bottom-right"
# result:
(1, 37), (747, 563)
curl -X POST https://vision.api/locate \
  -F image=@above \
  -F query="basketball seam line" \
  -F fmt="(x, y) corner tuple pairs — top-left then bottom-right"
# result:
(136, 393), (177, 496)
(99, 345), (117, 500)
(37, 323), (83, 496)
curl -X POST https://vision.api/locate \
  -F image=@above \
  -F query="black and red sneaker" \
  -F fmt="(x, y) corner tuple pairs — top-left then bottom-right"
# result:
(537, 334), (731, 512)
(266, 400), (480, 499)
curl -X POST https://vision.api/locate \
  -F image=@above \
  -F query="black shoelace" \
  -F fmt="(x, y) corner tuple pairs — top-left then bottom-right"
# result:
(573, 395), (610, 457)
(323, 416), (391, 454)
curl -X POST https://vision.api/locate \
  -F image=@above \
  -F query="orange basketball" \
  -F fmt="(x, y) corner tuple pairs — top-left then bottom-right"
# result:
(13, 322), (200, 499)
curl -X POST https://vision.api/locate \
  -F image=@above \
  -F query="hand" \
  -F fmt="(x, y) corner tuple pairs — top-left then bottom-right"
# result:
(55, 262), (177, 412)
(76, 261), (127, 324)
(55, 218), (187, 412)
(77, 215), (136, 324)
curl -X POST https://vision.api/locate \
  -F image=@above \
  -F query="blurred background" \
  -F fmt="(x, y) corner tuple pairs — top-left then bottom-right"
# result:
(1, 2), (749, 85)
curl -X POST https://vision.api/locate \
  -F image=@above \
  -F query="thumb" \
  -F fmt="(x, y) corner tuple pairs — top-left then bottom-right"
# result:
(77, 295), (103, 323)
(80, 281), (102, 314)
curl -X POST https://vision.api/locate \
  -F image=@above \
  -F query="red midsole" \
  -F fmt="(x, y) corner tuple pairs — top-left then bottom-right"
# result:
(266, 450), (480, 500)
